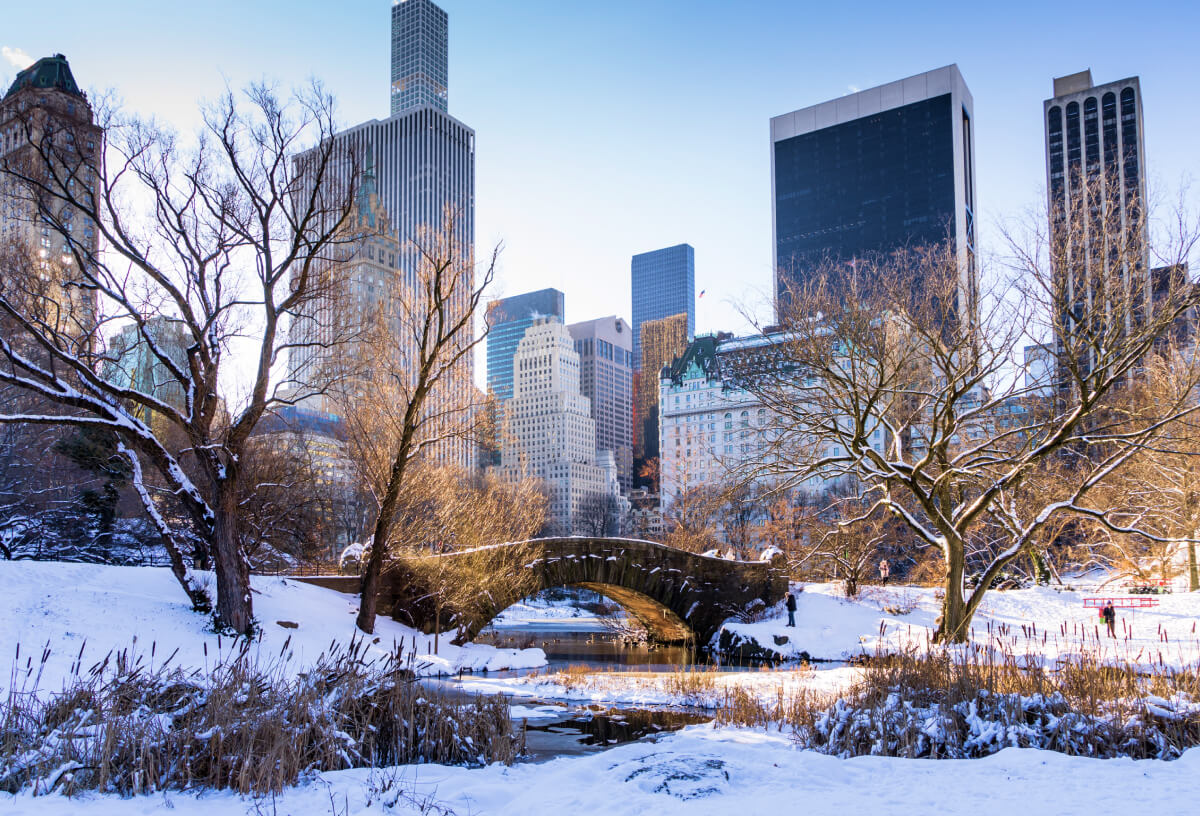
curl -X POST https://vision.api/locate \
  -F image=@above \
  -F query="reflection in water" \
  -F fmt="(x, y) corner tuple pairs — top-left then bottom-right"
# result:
(478, 627), (700, 671)
(519, 707), (711, 761)
(477, 627), (777, 673)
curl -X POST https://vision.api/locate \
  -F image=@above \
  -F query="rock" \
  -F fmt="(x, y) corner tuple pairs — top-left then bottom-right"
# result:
(276, 620), (299, 629)
(773, 634), (790, 646)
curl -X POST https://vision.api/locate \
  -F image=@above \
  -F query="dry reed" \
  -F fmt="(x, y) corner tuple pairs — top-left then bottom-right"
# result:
(0, 637), (518, 797)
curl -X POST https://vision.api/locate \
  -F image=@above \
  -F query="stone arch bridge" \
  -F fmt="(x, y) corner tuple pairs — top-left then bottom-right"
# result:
(300, 537), (788, 645)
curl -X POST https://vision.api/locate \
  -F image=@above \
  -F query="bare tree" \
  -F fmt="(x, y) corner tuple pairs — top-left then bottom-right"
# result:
(739, 185), (1199, 641)
(1088, 350), (1200, 589)
(661, 485), (724, 554)
(576, 491), (623, 537)
(0, 83), (357, 633)
(345, 211), (496, 634)
(353, 463), (546, 647)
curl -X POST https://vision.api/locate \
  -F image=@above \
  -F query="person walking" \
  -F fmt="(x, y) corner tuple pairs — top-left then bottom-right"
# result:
(785, 591), (797, 628)
(1101, 601), (1117, 638)
(879, 559), (890, 584)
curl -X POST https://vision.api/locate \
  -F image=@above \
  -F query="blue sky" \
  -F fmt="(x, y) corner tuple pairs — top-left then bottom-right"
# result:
(4, 0), (1198, 366)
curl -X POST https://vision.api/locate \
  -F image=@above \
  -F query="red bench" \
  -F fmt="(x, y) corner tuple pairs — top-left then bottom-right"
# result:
(1083, 597), (1160, 609)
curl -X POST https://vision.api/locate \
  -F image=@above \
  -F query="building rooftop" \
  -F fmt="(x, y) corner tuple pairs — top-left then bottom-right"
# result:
(771, 64), (970, 142)
(4, 53), (84, 101)
(1052, 69), (1094, 97)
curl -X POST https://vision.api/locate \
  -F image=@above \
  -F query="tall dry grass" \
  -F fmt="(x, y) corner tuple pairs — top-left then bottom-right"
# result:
(0, 637), (518, 796)
(710, 629), (1200, 760)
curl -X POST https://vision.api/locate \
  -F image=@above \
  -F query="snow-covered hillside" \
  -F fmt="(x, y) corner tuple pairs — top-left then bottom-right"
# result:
(0, 561), (547, 695)
(718, 582), (1200, 666)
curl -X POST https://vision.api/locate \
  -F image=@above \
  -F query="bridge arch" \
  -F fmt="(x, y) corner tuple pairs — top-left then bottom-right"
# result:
(380, 537), (788, 646)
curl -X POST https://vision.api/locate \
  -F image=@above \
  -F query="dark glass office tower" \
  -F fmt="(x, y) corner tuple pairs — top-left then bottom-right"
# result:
(391, 0), (449, 115)
(630, 243), (695, 369)
(487, 288), (566, 402)
(771, 65), (976, 320)
(1044, 70), (1149, 378)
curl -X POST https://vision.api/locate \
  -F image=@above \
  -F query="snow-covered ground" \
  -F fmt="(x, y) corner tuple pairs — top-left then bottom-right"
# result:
(490, 588), (616, 629)
(2, 726), (1195, 815)
(0, 561), (547, 695)
(4, 562), (1199, 814)
(453, 581), (1200, 706)
(719, 582), (1200, 666)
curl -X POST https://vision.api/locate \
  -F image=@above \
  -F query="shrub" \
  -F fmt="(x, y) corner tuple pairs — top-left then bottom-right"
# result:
(0, 638), (517, 796)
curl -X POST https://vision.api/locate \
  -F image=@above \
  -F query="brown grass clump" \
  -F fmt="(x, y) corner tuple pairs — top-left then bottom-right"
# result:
(708, 637), (1200, 760)
(0, 637), (518, 796)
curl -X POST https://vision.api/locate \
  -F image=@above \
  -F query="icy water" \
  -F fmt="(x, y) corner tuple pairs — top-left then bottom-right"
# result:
(442, 622), (787, 761)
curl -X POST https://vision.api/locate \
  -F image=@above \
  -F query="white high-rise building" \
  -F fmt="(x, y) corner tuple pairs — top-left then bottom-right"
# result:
(497, 319), (617, 535)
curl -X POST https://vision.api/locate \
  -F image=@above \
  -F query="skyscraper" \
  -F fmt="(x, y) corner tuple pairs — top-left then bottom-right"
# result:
(294, 0), (475, 470)
(630, 244), (695, 369)
(487, 288), (565, 402)
(568, 316), (634, 492)
(1044, 70), (1150, 375)
(1, 53), (102, 340)
(771, 65), (977, 319)
(391, 0), (449, 116)
(0, 54), (106, 534)
(497, 319), (618, 535)
(634, 312), (690, 463)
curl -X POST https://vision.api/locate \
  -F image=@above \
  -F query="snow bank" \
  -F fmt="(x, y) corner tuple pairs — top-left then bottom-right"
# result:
(0, 561), (546, 694)
(3, 727), (1197, 815)
(715, 582), (1200, 667)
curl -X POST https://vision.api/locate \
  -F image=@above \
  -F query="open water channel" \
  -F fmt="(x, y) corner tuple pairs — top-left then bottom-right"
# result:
(432, 615), (779, 762)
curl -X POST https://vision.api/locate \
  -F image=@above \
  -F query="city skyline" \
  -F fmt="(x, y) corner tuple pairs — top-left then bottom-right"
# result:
(3, 1), (1198, 390)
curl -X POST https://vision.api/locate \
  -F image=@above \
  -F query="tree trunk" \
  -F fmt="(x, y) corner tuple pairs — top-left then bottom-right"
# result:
(357, 426), (417, 634)
(357, 523), (385, 634)
(212, 483), (253, 635)
(1189, 532), (1199, 592)
(936, 540), (969, 643)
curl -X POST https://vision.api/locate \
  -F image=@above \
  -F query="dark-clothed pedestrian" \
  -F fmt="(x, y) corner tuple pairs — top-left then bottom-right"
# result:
(1101, 601), (1117, 638)
(785, 591), (797, 627)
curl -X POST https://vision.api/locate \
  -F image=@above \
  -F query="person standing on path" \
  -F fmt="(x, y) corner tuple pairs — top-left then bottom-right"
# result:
(1101, 601), (1117, 638)
(879, 559), (890, 584)
(785, 591), (797, 627)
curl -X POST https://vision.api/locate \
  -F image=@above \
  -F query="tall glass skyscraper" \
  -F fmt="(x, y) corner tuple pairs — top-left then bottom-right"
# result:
(630, 243), (695, 369)
(487, 288), (566, 402)
(771, 65), (976, 321)
(391, 0), (449, 116)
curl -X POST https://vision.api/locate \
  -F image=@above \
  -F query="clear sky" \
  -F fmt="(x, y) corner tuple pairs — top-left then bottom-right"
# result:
(4, 0), (1198, 381)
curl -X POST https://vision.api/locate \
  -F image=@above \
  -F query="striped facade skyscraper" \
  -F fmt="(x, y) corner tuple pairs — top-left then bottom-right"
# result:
(293, 0), (476, 471)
